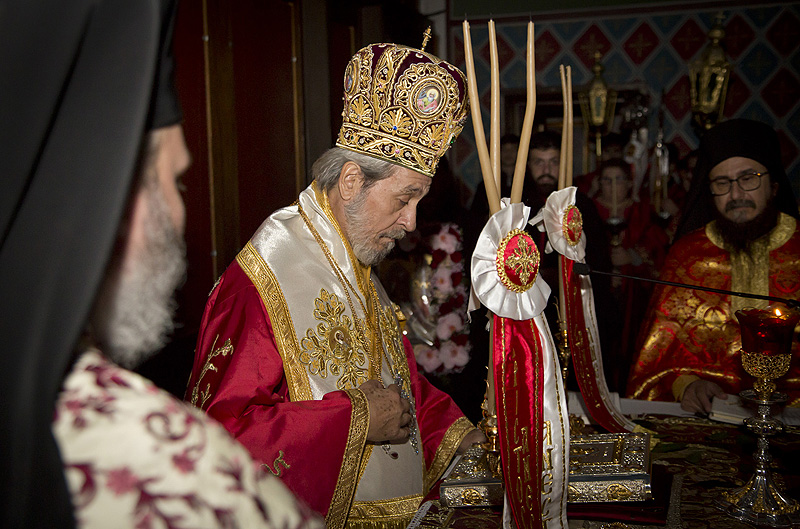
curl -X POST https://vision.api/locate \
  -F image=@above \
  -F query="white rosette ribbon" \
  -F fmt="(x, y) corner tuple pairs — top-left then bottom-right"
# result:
(469, 199), (551, 320)
(530, 186), (586, 262)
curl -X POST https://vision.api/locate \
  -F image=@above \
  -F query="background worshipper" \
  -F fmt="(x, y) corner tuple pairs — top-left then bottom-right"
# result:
(185, 42), (484, 529)
(0, 1), (322, 527)
(627, 119), (800, 414)
(575, 131), (628, 197)
(466, 133), (523, 226)
(593, 158), (668, 283)
(592, 158), (669, 390)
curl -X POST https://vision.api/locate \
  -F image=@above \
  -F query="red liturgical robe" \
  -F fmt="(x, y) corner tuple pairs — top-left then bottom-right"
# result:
(627, 214), (800, 406)
(185, 184), (473, 529)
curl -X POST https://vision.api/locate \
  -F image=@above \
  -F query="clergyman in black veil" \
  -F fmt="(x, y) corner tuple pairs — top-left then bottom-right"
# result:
(627, 119), (800, 413)
(0, 1), (322, 527)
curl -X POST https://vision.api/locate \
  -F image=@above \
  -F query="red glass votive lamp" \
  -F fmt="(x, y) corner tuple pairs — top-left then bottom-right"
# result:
(736, 307), (799, 356)
(735, 306), (800, 399)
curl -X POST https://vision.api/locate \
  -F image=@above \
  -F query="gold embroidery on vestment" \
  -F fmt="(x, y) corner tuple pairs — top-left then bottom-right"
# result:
(300, 289), (370, 389)
(347, 494), (423, 529)
(706, 213), (796, 314)
(262, 450), (291, 477)
(237, 243), (313, 401)
(424, 416), (475, 492)
(326, 388), (370, 529)
(190, 335), (233, 409)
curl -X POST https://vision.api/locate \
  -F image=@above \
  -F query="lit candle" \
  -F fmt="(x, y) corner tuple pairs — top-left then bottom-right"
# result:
(462, 20), (500, 214)
(489, 20), (501, 197)
(736, 307), (800, 356)
(511, 21), (535, 204)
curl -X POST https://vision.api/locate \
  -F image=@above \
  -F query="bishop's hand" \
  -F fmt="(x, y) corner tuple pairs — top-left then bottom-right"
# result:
(359, 379), (412, 443)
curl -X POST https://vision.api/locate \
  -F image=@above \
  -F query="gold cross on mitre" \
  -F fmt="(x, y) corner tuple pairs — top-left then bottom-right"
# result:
(421, 27), (431, 51)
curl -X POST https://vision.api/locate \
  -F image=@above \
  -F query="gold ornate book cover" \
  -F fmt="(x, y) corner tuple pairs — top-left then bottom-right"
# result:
(439, 445), (504, 508)
(568, 432), (652, 503)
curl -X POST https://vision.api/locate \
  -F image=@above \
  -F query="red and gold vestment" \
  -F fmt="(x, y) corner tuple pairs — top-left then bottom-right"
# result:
(627, 213), (800, 406)
(185, 183), (473, 529)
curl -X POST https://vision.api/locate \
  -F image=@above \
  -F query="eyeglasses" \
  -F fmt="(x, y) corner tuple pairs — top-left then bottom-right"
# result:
(709, 171), (768, 196)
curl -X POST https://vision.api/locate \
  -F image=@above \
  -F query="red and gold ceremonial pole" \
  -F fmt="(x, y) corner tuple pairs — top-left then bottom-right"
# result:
(557, 65), (573, 381)
(557, 66), (636, 433)
(464, 19), (568, 529)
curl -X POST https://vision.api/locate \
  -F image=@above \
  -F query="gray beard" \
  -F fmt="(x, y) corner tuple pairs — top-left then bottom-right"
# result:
(92, 184), (186, 368)
(344, 189), (405, 267)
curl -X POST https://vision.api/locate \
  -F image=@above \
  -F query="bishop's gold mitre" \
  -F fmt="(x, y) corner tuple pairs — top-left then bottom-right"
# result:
(336, 42), (469, 178)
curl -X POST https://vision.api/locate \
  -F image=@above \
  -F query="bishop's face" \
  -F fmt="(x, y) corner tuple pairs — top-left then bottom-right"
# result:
(345, 166), (430, 267)
(710, 156), (776, 224)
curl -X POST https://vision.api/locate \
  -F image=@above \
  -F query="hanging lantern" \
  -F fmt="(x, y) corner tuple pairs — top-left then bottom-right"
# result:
(689, 14), (731, 132)
(579, 52), (617, 165)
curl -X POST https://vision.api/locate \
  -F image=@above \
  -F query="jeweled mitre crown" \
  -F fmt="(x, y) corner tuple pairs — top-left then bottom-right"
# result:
(336, 43), (469, 178)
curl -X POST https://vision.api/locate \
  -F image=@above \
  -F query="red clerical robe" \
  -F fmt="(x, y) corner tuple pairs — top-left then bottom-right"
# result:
(627, 213), (800, 406)
(185, 183), (473, 529)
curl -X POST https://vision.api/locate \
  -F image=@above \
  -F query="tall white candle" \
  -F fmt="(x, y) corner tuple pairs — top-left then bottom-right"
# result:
(511, 22), (536, 204)
(463, 20), (500, 214)
(489, 20), (501, 197)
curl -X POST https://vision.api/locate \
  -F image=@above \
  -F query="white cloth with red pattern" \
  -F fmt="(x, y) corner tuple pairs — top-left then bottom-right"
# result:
(53, 349), (324, 529)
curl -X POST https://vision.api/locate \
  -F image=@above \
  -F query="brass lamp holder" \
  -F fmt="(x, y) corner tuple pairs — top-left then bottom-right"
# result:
(689, 13), (731, 133)
(579, 52), (617, 172)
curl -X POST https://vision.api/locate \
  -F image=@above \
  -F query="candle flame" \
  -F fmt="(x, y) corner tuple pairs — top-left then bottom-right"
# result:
(775, 308), (782, 316)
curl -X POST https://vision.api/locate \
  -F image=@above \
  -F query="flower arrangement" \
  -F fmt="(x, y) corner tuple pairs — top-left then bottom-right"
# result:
(408, 223), (471, 375)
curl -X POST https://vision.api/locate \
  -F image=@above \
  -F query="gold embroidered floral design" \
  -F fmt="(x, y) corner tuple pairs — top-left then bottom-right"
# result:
(377, 303), (406, 374)
(562, 205), (583, 247)
(262, 450), (291, 477)
(299, 289), (369, 390)
(496, 229), (539, 293)
(190, 335), (233, 409)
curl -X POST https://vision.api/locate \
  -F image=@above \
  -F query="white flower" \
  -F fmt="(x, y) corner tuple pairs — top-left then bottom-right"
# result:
(414, 344), (442, 373)
(430, 229), (459, 255)
(436, 312), (463, 341)
(439, 341), (470, 370)
(432, 266), (455, 295)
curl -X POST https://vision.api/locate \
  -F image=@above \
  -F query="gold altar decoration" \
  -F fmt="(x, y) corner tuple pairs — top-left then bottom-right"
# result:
(439, 444), (504, 508)
(716, 307), (800, 527)
(568, 432), (652, 503)
(688, 13), (730, 132)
